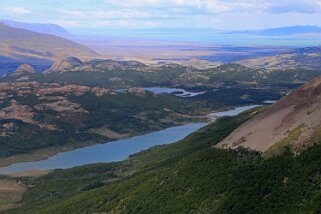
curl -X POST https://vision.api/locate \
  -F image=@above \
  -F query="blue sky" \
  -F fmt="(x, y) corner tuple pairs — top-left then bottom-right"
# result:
(1, 0), (321, 31)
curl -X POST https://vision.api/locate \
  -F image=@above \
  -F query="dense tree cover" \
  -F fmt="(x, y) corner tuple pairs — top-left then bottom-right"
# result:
(0, 86), (281, 159)
(5, 107), (321, 214)
(0, 63), (315, 89)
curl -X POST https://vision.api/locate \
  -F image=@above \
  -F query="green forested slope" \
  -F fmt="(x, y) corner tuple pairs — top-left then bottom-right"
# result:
(7, 107), (321, 214)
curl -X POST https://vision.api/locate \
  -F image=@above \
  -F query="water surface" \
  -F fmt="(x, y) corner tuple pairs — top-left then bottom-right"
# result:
(0, 123), (205, 174)
(115, 87), (206, 97)
(0, 104), (260, 174)
(209, 105), (260, 117)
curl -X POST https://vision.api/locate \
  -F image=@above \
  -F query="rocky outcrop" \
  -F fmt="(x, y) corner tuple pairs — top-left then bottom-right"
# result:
(44, 58), (151, 73)
(34, 100), (88, 113)
(15, 64), (36, 74)
(37, 85), (90, 96)
(91, 87), (111, 96)
(0, 81), (119, 138)
(128, 88), (146, 96)
(46, 57), (83, 73)
(0, 101), (34, 123)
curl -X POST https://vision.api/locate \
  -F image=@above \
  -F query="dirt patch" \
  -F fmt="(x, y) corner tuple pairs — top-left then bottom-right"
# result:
(9, 170), (51, 178)
(89, 127), (129, 139)
(0, 179), (26, 211)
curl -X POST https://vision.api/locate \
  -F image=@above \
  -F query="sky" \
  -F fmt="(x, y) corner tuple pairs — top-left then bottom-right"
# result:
(1, 0), (321, 32)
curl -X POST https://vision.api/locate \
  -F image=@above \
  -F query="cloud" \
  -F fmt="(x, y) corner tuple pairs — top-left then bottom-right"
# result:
(4, 7), (32, 15)
(91, 10), (156, 19)
(2, 0), (321, 31)
(57, 9), (86, 18)
(103, 0), (321, 14)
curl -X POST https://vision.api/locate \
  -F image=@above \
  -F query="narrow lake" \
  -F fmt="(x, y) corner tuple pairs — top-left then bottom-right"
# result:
(0, 104), (259, 174)
(115, 87), (206, 97)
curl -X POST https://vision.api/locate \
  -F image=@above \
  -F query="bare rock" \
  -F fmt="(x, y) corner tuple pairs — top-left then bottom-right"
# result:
(35, 100), (88, 113)
(15, 64), (36, 74)
(46, 57), (83, 73)
(128, 88), (146, 96)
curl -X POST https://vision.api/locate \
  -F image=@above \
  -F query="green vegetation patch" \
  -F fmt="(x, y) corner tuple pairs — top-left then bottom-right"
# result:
(6, 108), (321, 214)
(264, 123), (305, 158)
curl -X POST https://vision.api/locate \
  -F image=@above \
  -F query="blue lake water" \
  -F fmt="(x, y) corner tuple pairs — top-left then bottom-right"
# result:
(144, 87), (206, 97)
(209, 105), (260, 117)
(0, 105), (259, 174)
(115, 87), (206, 97)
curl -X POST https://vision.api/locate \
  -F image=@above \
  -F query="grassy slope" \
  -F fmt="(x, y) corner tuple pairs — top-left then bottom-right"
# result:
(0, 23), (96, 60)
(5, 106), (321, 214)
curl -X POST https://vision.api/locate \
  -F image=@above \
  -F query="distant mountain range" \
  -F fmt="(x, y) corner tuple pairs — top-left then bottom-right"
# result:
(239, 46), (321, 70)
(226, 25), (321, 36)
(1, 20), (72, 39)
(0, 22), (98, 75)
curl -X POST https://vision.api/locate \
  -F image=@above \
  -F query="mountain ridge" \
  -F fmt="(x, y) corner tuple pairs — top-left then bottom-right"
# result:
(217, 75), (321, 155)
(226, 25), (321, 36)
(1, 20), (72, 39)
(0, 22), (98, 75)
(239, 46), (321, 70)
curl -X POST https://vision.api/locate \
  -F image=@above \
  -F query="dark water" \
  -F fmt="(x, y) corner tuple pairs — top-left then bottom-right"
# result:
(0, 123), (205, 174)
(0, 105), (259, 174)
(115, 87), (206, 97)
(143, 87), (206, 97)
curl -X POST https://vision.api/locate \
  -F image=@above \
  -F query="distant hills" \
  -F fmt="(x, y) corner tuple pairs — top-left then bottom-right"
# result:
(1, 20), (72, 39)
(226, 25), (321, 36)
(239, 46), (321, 70)
(0, 22), (98, 75)
(3, 57), (321, 90)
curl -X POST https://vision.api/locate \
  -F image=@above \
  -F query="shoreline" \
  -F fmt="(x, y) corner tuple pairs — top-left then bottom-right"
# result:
(0, 119), (206, 170)
(0, 104), (262, 175)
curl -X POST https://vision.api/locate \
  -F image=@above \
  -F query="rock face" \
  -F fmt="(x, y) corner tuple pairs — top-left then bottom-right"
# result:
(0, 100), (35, 123)
(45, 59), (151, 73)
(34, 100), (88, 113)
(128, 88), (146, 96)
(217, 76), (321, 152)
(0, 81), (115, 137)
(46, 57), (83, 73)
(15, 64), (36, 74)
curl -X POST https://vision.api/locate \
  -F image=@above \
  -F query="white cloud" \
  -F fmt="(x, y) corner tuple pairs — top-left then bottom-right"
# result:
(3, 0), (321, 31)
(91, 10), (155, 19)
(57, 9), (86, 18)
(4, 7), (32, 15)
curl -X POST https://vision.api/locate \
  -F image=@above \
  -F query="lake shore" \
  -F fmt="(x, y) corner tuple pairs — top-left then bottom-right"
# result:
(0, 104), (262, 175)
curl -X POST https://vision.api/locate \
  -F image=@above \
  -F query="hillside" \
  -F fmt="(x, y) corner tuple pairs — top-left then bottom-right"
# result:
(5, 58), (320, 89)
(1, 20), (72, 39)
(0, 75), (282, 164)
(239, 46), (321, 70)
(0, 23), (97, 74)
(3, 106), (321, 213)
(217, 75), (321, 156)
(0, 80), (227, 167)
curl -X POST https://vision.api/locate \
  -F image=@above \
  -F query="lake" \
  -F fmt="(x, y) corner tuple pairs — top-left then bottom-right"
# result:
(209, 105), (260, 117)
(115, 87), (206, 97)
(0, 104), (259, 174)
(143, 87), (206, 97)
